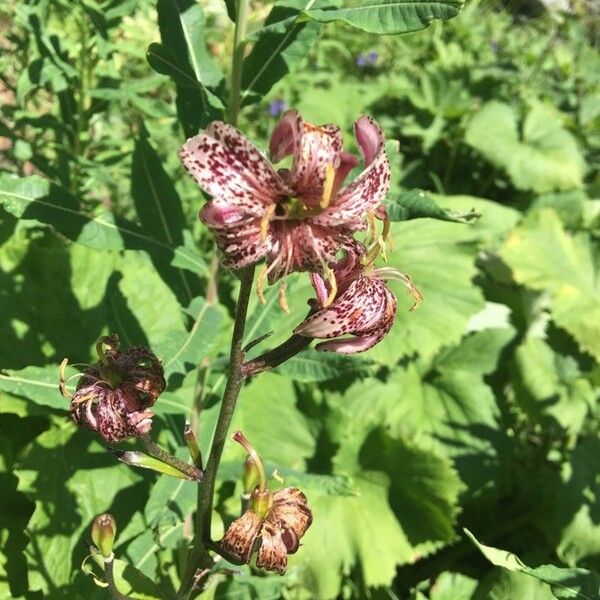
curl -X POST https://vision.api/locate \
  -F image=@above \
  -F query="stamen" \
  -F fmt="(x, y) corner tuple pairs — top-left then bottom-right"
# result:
(319, 163), (336, 209)
(271, 469), (284, 484)
(232, 431), (267, 491)
(366, 211), (377, 243)
(278, 279), (289, 313)
(260, 205), (276, 242)
(256, 263), (268, 305)
(323, 268), (338, 307)
(59, 358), (72, 399)
(376, 268), (423, 311)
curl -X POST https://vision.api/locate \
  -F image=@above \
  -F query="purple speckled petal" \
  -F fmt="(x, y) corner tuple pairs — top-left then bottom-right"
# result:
(179, 121), (291, 215)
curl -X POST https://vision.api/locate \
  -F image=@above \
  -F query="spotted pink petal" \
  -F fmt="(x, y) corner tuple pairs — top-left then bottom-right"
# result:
(314, 115), (390, 229)
(269, 110), (344, 208)
(200, 204), (269, 269)
(295, 276), (389, 338)
(315, 331), (385, 353)
(179, 121), (291, 215)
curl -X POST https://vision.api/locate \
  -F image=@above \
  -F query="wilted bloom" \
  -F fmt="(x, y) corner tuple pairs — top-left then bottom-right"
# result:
(220, 432), (312, 574)
(295, 246), (422, 353)
(61, 335), (165, 443)
(268, 99), (287, 117)
(179, 110), (391, 307)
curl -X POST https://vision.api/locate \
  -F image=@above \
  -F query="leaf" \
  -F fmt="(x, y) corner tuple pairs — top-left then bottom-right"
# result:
(367, 219), (485, 364)
(296, 431), (464, 598)
(474, 570), (556, 600)
(301, 0), (464, 34)
(15, 425), (146, 593)
(431, 572), (478, 600)
(109, 559), (164, 599)
(274, 348), (377, 381)
(465, 101), (585, 193)
(500, 209), (600, 361)
(0, 175), (206, 275)
(158, 296), (224, 381)
(513, 337), (594, 435)
(465, 529), (600, 599)
(0, 366), (64, 411)
(241, 2), (323, 104)
(385, 189), (479, 223)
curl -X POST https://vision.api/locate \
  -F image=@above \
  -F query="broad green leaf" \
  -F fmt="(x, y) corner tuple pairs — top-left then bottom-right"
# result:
(431, 572), (478, 600)
(536, 437), (600, 569)
(0, 176), (206, 275)
(274, 348), (378, 381)
(296, 431), (464, 598)
(474, 570), (555, 600)
(0, 366), (64, 411)
(514, 337), (594, 435)
(108, 559), (164, 599)
(241, 2), (323, 104)
(15, 425), (146, 593)
(301, 0), (464, 34)
(159, 297), (224, 381)
(465, 529), (600, 599)
(368, 219), (485, 363)
(500, 209), (600, 361)
(465, 102), (585, 193)
(385, 189), (479, 223)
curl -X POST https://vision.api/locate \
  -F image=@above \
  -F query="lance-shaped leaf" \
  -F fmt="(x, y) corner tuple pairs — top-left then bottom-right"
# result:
(0, 175), (206, 275)
(385, 189), (479, 223)
(110, 449), (194, 480)
(300, 0), (465, 35)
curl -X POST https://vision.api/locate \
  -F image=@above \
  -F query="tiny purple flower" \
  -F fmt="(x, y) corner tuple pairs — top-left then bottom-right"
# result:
(268, 99), (287, 117)
(367, 51), (379, 64)
(356, 54), (367, 67)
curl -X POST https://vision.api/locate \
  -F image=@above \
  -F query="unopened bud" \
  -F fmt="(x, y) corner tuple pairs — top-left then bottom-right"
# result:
(242, 455), (261, 494)
(91, 514), (116, 559)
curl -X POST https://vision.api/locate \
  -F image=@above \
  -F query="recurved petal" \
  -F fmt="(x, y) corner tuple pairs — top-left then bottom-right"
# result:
(315, 284), (397, 353)
(202, 208), (269, 269)
(315, 116), (390, 228)
(295, 276), (389, 339)
(220, 510), (262, 564)
(256, 522), (288, 574)
(269, 110), (344, 207)
(179, 121), (291, 215)
(270, 487), (313, 546)
(95, 393), (133, 443)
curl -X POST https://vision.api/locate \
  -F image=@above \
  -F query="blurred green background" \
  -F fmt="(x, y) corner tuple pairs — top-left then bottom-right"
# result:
(0, 0), (598, 598)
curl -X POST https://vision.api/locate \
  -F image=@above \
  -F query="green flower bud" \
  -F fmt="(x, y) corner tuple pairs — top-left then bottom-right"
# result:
(91, 513), (116, 559)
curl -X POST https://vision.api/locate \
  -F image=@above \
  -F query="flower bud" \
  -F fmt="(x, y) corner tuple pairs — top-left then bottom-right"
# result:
(91, 514), (116, 559)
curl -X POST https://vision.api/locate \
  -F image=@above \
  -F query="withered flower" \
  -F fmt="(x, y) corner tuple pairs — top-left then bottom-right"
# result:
(61, 335), (165, 443)
(220, 432), (312, 574)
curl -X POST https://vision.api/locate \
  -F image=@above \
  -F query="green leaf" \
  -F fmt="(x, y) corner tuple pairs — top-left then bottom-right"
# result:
(367, 219), (485, 363)
(465, 101), (585, 193)
(241, 2), (323, 103)
(0, 176), (206, 276)
(301, 0), (464, 34)
(274, 348), (377, 381)
(385, 189), (479, 223)
(514, 337), (594, 435)
(500, 209), (600, 361)
(431, 572), (478, 600)
(296, 431), (464, 598)
(465, 529), (600, 599)
(109, 559), (164, 599)
(474, 570), (556, 600)
(0, 366), (64, 411)
(158, 296), (224, 381)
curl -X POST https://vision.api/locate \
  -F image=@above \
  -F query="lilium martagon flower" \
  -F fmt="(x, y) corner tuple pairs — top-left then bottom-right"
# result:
(60, 334), (165, 443)
(179, 109), (391, 310)
(219, 431), (312, 574)
(295, 244), (423, 354)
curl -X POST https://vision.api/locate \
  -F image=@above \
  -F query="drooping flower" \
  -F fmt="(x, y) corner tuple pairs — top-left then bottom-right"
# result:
(219, 432), (312, 574)
(294, 246), (422, 353)
(60, 335), (165, 443)
(179, 110), (391, 306)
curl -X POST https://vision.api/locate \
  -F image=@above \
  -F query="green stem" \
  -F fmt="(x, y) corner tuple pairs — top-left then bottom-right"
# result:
(176, 266), (255, 599)
(104, 556), (130, 600)
(138, 434), (203, 481)
(227, 0), (251, 126)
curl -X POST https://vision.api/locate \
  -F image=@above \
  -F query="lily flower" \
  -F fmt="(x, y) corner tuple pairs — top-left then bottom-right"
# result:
(220, 432), (312, 574)
(179, 110), (391, 308)
(294, 246), (422, 354)
(60, 335), (165, 443)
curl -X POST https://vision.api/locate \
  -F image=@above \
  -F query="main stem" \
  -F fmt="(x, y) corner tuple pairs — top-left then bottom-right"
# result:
(176, 266), (255, 599)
